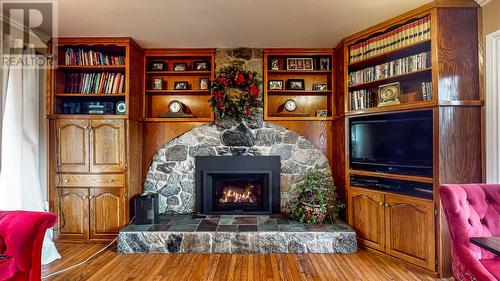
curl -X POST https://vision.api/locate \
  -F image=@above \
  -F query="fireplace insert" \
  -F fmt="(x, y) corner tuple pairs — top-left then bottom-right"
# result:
(195, 156), (280, 215)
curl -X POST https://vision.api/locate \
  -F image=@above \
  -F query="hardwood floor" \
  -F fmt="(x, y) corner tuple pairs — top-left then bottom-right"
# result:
(42, 243), (452, 281)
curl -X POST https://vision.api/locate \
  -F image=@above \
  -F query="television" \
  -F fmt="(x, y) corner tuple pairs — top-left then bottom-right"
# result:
(349, 110), (433, 177)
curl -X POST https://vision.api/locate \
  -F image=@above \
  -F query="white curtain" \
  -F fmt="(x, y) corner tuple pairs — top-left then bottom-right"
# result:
(0, 35), (60, 264)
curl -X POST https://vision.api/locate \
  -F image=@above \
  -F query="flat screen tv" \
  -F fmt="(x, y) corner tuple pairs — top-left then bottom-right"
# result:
(350, 110), (433, 177)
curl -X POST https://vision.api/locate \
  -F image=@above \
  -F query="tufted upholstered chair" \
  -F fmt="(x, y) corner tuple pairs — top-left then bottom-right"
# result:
(440, 184), (500, 281)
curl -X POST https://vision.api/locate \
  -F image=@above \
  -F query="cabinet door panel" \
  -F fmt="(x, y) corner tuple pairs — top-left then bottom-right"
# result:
(348, 187), (385, 251)
(57, 120), (89, 173)
(57, 188), (89, 240)
(385, 194), (435, 271)
(90, 120), (126, 173)
(89, 188), (125, 240)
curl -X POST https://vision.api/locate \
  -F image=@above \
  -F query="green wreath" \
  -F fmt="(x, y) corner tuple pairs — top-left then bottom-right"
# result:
(209, 65), (261, 119)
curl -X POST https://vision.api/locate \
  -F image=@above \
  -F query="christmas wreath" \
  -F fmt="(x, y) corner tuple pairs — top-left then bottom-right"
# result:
(209, 65), (261, 119)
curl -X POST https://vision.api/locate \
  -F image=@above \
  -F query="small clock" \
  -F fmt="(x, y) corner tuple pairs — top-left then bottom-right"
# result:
(116, 101), (126, 114)
(168, 100), (183, 113)
(284, 99), (297, 112)
(378, 82), (401, 107)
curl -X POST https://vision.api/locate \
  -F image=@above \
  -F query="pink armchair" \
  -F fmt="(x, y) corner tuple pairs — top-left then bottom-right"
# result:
(440, 184), (500, 281)
(0, 211), (57, 281)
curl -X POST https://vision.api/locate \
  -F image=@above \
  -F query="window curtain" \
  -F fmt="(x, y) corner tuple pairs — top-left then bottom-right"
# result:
(0, 35), (60, 264)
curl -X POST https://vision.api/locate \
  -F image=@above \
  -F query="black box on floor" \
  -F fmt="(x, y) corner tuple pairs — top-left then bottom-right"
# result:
(134, 193), (159, 224)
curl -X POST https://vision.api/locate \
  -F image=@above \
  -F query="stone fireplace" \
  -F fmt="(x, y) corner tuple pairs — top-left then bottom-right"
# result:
(195, 156), (280, 215)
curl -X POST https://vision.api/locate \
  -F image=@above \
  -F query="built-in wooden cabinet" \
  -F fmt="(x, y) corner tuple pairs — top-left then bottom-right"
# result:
(385, 193), (435, 270)
(348, 187), (435, 271)
(57, 120), (89, 173)
(57, 188), (89, 240)
(57, 119), (125, 173)
(49, 38), (143, 242)
(89, 188), (126, 240)
(348, 188), (385, 251)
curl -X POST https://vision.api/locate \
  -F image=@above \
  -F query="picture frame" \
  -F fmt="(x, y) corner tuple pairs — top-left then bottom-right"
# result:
(287, 79), (305, 90)
(268, 80), (284, 90)
(150, 61), (166, 71)
(312, 83), (328, 91)
(316, 109), (328, 117)
(270, 58), (280, 70)
(303, 58), (313, 70)
(199, 78), (210, 90)
(319, 57), (330, 70)
(174, 81), (189, 90)
(286, 58), (314, 70)
(377, 82), (401, 107)
(173, 63), (187, 71)
(194, 61), (209, 71)
(152, 77), (163, 90)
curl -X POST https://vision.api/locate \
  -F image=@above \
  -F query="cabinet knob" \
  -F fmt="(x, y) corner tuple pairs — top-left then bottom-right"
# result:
(89, 195), (94, 199)
(63, 179), (69, 183)
(82, 195), (87, 199)
(378, 202), (383, 206)
(384, 203), (389, 207)
(108, 179), (114, 183)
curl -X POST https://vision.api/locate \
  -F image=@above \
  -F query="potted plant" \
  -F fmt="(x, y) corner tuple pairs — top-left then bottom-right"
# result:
(289, 170), (344, 224)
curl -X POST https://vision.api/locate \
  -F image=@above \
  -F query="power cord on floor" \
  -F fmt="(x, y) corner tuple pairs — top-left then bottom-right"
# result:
(42, 217), (135, 279)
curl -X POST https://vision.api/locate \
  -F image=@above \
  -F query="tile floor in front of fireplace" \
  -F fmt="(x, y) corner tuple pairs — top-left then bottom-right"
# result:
(122, 214), (351, 233)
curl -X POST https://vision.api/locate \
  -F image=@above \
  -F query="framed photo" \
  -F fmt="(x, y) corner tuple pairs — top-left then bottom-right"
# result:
(270, 58), (280, 70)
(316, 110), (328, 117)
(152, 77), (163, 90)
(312, 83), (328, 91)
(173, 63), (187, 71)
(268, 80), (284, 90)
(378, 82), (401, 107)
(194, 61), (209, 71)
(150, 61), (166, 71)
(174, 81), (188, 90)
(303, 58), (313, 70)
(287, 79), (305, 90)
(319, 57), (330, 70)
(199, 78), (210, 90)
(286, 58), (296, 70)
(296, 59), (304, 69)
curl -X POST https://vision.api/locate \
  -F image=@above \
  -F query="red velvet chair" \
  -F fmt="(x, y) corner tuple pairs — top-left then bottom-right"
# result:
(440, 184), (500, 281)
(0, 211), (57, 281)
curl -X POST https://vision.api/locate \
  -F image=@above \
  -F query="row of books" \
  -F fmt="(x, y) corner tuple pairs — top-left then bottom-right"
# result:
(65, 48), (125, 66)
(64, 73), (125, 94)
(350, 90), (376, 110)
(348, 51), (431, 86)
(421, 81), (432, 101)
(349, 16), (431, 63)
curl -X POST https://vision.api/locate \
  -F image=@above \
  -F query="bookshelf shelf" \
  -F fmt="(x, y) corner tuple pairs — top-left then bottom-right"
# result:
(58, 65), (125, 70)
(267, 90), (331, 95)
(345, 100), (435, 116)
(264, 49), (335, 120)
(146, 90), (210, 95)
(349, 169), (434, 184)
(143, 49), (215, 122)
(348, 39), (431, 70)
(55, 93), (126, 97)
(348, 67), (432, 90)
(145, 71), (211, 76)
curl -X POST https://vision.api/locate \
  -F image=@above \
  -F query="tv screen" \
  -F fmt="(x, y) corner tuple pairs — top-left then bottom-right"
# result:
(350, 110), (433, 177)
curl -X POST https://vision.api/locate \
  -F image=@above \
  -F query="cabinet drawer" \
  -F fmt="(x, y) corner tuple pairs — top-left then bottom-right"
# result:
(58, 174), (124, 187)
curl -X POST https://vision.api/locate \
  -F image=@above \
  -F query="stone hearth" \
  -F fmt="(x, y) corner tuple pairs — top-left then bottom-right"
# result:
(118, 214), (357, 254)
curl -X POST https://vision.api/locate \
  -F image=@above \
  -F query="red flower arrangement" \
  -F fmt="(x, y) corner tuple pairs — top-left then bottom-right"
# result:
(209, 65), (261, 119)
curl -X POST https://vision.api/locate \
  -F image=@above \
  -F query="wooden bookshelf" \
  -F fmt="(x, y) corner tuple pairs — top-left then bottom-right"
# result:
(143, 49), (215, 122)
(263, 49), (335, 120)
(332, 3), (483, 278)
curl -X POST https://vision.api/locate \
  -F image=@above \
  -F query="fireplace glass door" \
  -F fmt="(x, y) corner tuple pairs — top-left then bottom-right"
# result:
(214, 176), (263, 212)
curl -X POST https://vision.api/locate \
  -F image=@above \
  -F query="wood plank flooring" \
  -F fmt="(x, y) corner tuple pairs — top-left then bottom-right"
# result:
(42, 243), (452, 281)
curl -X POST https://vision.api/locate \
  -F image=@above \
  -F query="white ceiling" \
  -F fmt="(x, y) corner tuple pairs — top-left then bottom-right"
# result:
(57, 0), (433, 48)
